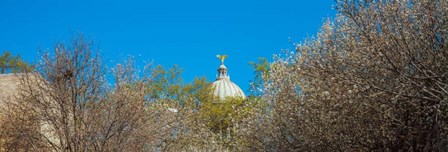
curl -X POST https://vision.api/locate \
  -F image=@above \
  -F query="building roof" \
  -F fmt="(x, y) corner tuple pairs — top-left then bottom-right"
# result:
(211, 60), (246, 100)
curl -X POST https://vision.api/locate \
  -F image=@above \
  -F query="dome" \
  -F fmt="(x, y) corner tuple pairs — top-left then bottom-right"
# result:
(212, 78), (246, 100)
(219, 64), (227, 70)
(211, 58), (246, 100)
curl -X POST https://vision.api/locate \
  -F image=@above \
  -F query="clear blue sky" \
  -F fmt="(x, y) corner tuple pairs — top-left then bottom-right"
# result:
(0, 0), (336, 93)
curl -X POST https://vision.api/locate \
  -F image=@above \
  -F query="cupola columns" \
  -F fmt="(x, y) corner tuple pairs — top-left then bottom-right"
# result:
(212, 54), (246, 99)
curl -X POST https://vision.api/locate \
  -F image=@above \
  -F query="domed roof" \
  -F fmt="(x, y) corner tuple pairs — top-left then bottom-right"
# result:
(212, 78), (246, 100)
(211, 56), (246, 100)
(219, 64), (227, 70)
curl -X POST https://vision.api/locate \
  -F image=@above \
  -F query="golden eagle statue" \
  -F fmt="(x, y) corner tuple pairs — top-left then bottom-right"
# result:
(216, 54), (228, 64)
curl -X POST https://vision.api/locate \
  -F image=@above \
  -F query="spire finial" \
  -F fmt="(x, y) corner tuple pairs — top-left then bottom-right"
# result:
(216, 54), (228, 65)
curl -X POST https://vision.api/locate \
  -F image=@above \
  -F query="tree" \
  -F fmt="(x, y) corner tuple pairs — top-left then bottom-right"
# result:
(0, 36), (148, 151)
(260, 0), (448, 151)
(0, 51), (31, 73)
(249, 57), (270, 96)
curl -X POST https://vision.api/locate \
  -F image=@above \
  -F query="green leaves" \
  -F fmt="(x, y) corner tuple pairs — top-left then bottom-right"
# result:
(249, 57), (270, 96)
(0, 51), (31, 74)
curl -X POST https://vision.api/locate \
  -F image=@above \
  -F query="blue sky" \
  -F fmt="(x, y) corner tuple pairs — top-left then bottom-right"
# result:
(0, 0), (336, 93)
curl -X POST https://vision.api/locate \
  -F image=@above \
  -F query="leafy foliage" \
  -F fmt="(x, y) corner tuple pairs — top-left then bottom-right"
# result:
(0, 51), (31, 73)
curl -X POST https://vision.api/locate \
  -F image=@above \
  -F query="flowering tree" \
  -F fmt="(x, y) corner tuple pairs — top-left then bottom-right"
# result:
(260, 0), (448, 151)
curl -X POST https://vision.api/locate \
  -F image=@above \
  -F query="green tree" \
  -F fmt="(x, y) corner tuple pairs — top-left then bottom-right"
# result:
(0, 51), (31, 73)
(249, 57), (269, 96)
(198, 96), (261, 149)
